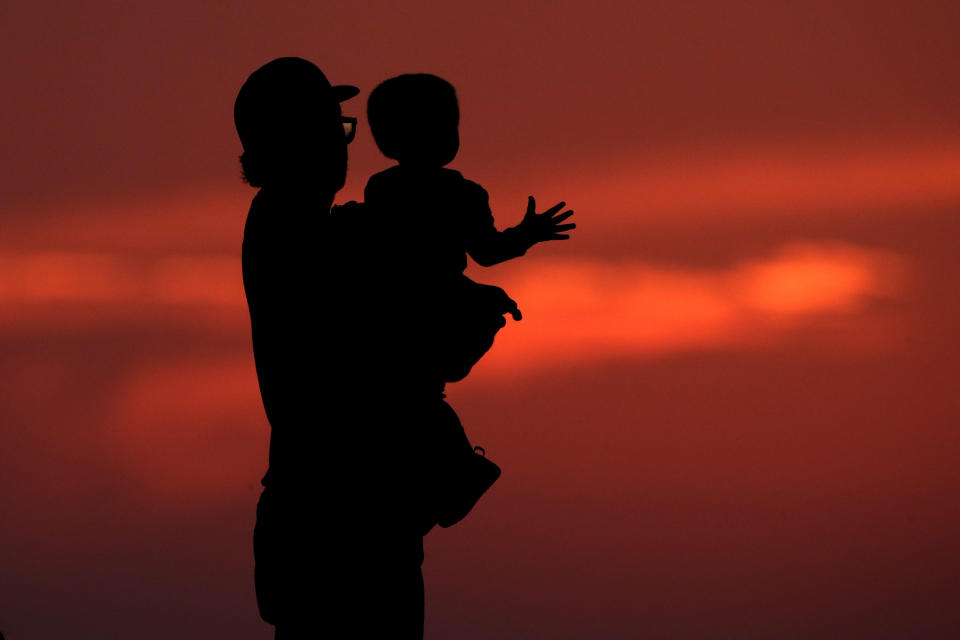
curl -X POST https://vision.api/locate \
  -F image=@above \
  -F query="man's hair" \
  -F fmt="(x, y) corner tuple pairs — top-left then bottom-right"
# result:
(238, 151), (265, 187)
(367, 74), (459, 162)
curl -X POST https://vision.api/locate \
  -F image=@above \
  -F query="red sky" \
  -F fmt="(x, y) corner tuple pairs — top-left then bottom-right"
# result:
(2, 2), (960, 638)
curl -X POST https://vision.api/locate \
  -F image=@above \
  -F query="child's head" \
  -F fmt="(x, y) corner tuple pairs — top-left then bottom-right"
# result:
(367, 74), (460, 167)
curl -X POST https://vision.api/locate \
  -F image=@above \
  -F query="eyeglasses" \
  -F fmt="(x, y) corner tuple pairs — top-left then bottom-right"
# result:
(342, 116), (357, 144)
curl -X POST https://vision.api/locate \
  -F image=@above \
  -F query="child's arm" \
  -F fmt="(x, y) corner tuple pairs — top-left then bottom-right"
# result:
(468, 195), (575, 267)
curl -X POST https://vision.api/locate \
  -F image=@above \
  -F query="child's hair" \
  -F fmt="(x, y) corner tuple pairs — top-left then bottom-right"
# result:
(367, 73), (460, 165)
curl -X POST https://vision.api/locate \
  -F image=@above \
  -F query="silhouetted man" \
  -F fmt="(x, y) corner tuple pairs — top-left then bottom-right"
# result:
(236, 57), (425, 638)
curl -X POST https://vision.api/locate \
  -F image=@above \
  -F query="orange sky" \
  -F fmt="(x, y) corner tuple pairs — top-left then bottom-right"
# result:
(2, 2), (960, 638)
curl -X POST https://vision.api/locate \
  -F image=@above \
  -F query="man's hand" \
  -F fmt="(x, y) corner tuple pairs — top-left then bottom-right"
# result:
(518, 196), (576, 244)
(471, 280), (523, 321)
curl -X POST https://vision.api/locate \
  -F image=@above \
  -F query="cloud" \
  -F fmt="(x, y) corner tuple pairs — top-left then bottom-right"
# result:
(469, 242), (905, 378)
(0, 239), (900, 501)
(0, 241), (904, 371)
(104, 355), (266, 501)
(5, 140), (960, 258)
(0, 251), (230, 306)
(490, 142), (960, 228)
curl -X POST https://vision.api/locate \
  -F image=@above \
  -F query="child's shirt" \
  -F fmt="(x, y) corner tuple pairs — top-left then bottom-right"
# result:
(364, 165), (533, 282)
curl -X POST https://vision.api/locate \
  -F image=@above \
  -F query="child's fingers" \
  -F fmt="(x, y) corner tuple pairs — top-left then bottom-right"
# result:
(547, 233), (570, 240)
(542, 201), (566, 216)
(552, 209), (575, 222)
(553, 223), (576, 232)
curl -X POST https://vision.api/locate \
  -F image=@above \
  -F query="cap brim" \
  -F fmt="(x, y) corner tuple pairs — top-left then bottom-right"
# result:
(333, 85), (360, 101)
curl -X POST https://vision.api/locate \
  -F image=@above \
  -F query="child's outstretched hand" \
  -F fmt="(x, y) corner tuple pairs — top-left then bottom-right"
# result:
(519, 196), (576, 244)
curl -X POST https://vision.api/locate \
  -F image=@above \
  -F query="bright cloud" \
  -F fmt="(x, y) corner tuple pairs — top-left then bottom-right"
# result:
(0, 241), (905, 371)
(469, 242), (905, 377)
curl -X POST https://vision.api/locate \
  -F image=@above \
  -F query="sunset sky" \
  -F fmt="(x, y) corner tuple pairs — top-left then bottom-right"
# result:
(2, 2), (960, 638)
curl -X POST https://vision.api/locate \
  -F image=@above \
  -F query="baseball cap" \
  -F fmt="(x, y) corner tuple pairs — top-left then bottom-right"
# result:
(234, 57), (359, 151)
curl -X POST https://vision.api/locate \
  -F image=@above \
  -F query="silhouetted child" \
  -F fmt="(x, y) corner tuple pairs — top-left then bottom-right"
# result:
(363, 73), (575, 532)
(364, 74), (574, 323)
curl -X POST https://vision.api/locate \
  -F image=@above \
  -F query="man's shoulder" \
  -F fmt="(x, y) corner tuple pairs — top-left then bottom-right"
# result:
(242, 190), (321, 247)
